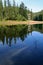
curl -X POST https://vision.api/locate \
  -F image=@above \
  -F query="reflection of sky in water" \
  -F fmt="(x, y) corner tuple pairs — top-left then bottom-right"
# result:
(0, 31), (43, 65)
(0, 24), (43, 65)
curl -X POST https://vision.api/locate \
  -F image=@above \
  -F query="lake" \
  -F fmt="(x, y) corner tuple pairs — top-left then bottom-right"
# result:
(0, 24), (43, 65)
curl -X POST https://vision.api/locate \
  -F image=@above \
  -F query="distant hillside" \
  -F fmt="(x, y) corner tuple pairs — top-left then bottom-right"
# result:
(33, 10), (43, 21)
(33, 10), (43, 16)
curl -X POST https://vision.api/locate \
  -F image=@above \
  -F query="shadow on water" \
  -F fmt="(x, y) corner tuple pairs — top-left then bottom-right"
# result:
(0, 24), (43, 65)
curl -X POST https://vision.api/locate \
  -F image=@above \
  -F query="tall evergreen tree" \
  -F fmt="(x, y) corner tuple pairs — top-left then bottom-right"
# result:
(4, 0), (7, 19)
(4, 0), (6, 7)
(19, 2), (25, 16)
(7, 0), (11, 20)
(7, 0), (11, 7)
(0, 0), (3, 20)
(39, 14), (42, 21)
(19, 2), (28, 20)
(12, 0), (16, 20)
(13, 0), (15, 7)
(0, 0), (28, 21)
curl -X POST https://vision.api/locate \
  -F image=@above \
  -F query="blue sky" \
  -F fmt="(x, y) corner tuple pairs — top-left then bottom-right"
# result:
(2, 0), (43, 12)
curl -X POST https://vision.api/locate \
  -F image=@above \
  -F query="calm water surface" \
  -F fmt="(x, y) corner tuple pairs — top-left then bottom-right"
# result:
(0, 24), (43, 65)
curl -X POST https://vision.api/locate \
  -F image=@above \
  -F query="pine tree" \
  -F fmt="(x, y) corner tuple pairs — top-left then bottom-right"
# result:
(19, 2), (25, 16)
(0, 0), (28, 21)
(4, 0), (6, 7)
(19, 2), (28, 20)
(4, 0), (7, 19)
(7, 0), (11, 20)
(7, 0), (11, 7)
(0, 0), (3, 20)
(13, 0), (15, 7)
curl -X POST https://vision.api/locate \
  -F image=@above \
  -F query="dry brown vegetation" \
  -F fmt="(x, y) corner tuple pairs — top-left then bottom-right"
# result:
(0, 20), (43, 26)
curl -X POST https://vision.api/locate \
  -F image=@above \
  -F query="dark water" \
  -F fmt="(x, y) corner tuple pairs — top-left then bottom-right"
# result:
(0, 24), (43, 65)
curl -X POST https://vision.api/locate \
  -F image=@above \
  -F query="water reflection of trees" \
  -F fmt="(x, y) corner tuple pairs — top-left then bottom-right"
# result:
(0, 25), (28, 46)
(0, 24), (43, 46)
(33, 24), (43, 33)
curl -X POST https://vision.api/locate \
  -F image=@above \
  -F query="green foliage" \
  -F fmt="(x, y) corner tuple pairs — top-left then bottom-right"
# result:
(7, 0), (11, 7)
(33, 10), (43, 21)
(0, 0), (28, 21)
(4, 0), (6, 7)
(19, 2), (28, 20)
(0, 0), (3, 20)
(0, 25), (28, 45)
(13, 0), (15, 7)
(16, 14), (26, 21)
(33, 14), (43, 21)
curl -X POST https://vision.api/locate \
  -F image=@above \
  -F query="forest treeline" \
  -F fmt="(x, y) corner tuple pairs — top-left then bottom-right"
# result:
(0, 0), (29, 21)
(0, 0), (43, 21)
(33, 10), (43, 21)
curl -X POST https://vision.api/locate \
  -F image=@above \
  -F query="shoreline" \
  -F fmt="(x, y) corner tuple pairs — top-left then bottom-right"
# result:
(0, 20), (43, 26)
